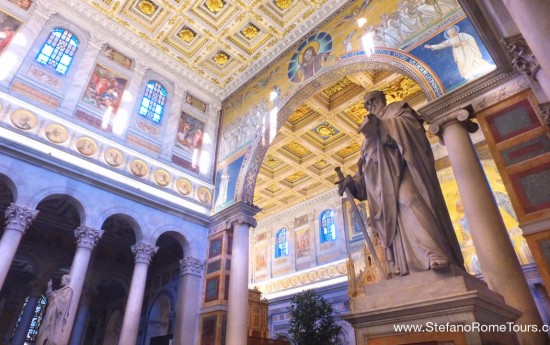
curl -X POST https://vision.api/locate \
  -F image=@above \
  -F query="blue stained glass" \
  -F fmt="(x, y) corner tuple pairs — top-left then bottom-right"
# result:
(139, 81), (166, 124)
(320, 209), (336, 243)
(35, 28), (79, 75)
(11, 295), (47, 341)
(275, 228), (288, 258)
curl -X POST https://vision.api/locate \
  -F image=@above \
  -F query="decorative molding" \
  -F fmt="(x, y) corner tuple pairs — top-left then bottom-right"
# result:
(74, 226), (104, 249)
(4, 204), (39, 234)
(131, 242), (159, 264)
(179, 256), (204, 276)
(210, 201), (261, 234)
(503, 34), (541, 81)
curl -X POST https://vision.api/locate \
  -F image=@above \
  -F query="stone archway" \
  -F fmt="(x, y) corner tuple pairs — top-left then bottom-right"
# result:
(234, 53), (436, 205)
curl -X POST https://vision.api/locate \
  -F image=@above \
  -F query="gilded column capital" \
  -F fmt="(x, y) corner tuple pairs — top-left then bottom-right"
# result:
(537, 102), (550, 127)
(131, 242), (158, 264)
(427, 105), (478, 143)
(4, 204), (39, 234)
(179, 257), (204, 276)
(503, 34), (541, 82)
(74, 226), (104, 249)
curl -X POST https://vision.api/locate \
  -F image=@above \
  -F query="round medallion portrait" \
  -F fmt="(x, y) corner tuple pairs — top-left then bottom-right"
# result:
(130, 159), (148, 177)
(10, 110), (37, 130)
(44, 124), (69, 144)
(197, 187), (211, 204)
(76, 137), (97, 156)
(104, 148), (124, 167)
(153, 169), (171, 186)
(176, 178), (192, 195)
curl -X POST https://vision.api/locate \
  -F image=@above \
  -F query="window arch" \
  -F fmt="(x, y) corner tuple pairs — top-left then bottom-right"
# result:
(320, 209), (336, 243)
(138, 80), (167, 123)
(36, 28), (79, 75)
(274, 228), (288, 258)
(11, 294), (47, 341)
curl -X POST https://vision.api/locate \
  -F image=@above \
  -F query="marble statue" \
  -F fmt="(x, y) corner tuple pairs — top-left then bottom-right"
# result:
(36, 274), (73, 345)
(337, 90), (464, 278)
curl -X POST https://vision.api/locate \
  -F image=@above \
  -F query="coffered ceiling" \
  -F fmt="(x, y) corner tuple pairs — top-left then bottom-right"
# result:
(253, 71), (432, 220)
(58, 0), (351, 98)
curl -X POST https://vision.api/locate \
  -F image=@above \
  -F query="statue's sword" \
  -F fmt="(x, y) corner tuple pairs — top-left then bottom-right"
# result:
(335, 167), (386, 280)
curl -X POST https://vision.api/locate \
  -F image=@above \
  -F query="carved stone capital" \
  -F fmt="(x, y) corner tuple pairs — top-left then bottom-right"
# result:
(4, 204), (39, 234)
(88, 32), (107, 51)
(503, 35), (541, 81)
(74, 226), (104, 249)
(34, 0), (58, 22)
(538, 102), (550, 127)
(179, 257), (204, 276)
(131, 242), (158, 264)
(134, 59), (150, 76)
(174, 83), (187, 97)
(428, 105), (478, 144)
(211, 201), (261, 234)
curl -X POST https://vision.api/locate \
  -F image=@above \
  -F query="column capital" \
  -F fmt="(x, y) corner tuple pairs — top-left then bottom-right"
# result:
(179, 256), (204, 276)
(427, 105), (479, 143)
(88, 32), (107, 51)
(134, 59), (150, 76)
(34, 0), (58, 21)
(131, 242), (158, 264)
(211, 201), (261, 235)
(537, 102), (550, 127)
(4, 204), (39, 234)
(174, 83), (187, 97)
(503, 34), (541, 82)
(74, 226), (104, 249)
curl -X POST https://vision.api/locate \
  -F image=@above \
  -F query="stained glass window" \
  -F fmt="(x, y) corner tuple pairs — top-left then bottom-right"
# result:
(11, 294), (47, 341)
(138, 81), (167, 123)
(274, 228), (288, 258)
(36, 28), (79, 75)
(320, 209), (336, 243)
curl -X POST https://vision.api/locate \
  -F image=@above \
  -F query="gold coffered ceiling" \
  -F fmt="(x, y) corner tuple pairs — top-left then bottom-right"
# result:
(65, 0), (349, 96)
(254, 72), (427, 219)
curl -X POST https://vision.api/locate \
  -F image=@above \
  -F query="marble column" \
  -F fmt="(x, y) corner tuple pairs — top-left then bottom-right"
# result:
(11, 281), (45, 345)
(0, 204), (39, 290)
(173, 256), (204, 345)
(159, 83), (186, 161)
(68, 291), (92, 345)
(58, 33), (106, 115)
(501, 0), (550, 99)
(59, 226), (103, 344)
(216, 202), (259, 345)
(119, 242), (158, 344)
(111, 59), (149, 137)
(429, 108), (547, 345)
(0, 0), (57, 84)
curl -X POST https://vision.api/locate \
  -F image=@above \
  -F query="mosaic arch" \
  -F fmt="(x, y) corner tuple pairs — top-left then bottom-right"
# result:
(234, 57), (434, 205)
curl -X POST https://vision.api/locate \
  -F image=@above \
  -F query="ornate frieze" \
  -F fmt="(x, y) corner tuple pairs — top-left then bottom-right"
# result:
(179, 256), (204, 276)
(131, 242), (159, 264)
(74, 226), (104, 249)
(4, 204), (39, 234)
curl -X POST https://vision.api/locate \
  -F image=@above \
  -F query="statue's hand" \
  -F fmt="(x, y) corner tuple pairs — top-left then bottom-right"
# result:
(336, 174), (353, 196)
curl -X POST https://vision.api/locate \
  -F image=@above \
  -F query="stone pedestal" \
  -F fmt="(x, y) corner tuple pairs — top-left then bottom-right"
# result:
(343, 267), (521, 345)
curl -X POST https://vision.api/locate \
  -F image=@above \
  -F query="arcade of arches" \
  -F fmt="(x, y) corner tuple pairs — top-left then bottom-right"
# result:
(0, 0), (550, 345)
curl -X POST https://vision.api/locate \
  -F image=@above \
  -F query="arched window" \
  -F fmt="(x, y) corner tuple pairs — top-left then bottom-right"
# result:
(138, 80), (167, 123)
(274, 228), (288, 258)
(320, 209), (336, 243)
(11, 294), (47, 341)
(36, 28), (79, 75)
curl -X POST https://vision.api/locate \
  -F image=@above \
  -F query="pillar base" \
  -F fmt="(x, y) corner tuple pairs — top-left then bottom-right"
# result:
(343, 266), (521, 345)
